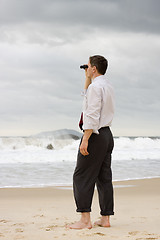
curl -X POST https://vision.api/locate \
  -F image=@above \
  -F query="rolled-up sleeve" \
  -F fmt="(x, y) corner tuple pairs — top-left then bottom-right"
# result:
(83, 84), (101, 133)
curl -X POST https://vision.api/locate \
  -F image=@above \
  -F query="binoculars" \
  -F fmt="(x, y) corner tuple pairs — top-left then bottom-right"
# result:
(80, 64), (88, 69)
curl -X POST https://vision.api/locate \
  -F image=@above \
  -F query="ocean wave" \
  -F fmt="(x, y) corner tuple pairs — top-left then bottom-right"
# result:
(0, 136), (160, 163)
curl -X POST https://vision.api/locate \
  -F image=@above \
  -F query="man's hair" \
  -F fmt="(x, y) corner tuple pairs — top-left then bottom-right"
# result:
(89, 55), (108, 75)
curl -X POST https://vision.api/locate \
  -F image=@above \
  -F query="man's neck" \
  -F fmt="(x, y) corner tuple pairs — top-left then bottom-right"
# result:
(92, 73), (102, 80)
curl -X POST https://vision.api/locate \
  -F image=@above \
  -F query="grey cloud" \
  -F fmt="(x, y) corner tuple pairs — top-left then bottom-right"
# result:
(0, 0), (160, 35)
(0, 42), (83, 128)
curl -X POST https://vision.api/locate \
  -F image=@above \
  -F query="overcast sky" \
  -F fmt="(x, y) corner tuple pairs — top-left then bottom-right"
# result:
(0, 0), (160, 136)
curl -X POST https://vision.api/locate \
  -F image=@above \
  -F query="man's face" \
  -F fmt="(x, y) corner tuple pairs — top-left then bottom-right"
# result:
(87, 60), (94, 79)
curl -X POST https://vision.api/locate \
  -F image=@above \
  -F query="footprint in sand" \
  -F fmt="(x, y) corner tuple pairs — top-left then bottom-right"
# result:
(78, 232), (106, 237)
(45, 225), (58, 231)
(0, 219), (9, 224)
(94, 232), (106, 236)
(129, 231), (139, 236)
(33, 214), (45, 218)
(144, 232), (160, 240)
(136, 238), (158, 240)
(46, 228), (51, 231)
(15, 228), (24, 233)
(12, 223), (25, 227)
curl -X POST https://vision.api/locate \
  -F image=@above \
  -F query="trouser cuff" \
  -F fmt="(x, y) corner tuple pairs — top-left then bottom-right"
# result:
(101, 211), (114, 216)
(76, 208), (91, 213)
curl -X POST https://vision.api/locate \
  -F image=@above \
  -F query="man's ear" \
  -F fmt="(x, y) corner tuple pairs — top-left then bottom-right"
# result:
(92, 66), (97, 73)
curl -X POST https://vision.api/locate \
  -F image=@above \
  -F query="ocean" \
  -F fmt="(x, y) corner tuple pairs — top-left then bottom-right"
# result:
(0, 135), (160, 188)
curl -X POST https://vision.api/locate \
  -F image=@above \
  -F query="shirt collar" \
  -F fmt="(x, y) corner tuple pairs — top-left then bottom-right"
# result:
(92, 75), (105, 83)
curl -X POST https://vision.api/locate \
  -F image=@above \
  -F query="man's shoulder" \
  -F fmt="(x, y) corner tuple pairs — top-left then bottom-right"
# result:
(88, 81), (100, 91)
(89, 78), (108, 90)
(88, 79), (114, 95)
(87, 82), (102, 97)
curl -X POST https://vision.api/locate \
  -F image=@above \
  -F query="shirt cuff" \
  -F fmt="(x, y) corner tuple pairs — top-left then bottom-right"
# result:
(83, 123), (99, 134)
(83, 127), (99, 135)
(81, 89), (87, 96)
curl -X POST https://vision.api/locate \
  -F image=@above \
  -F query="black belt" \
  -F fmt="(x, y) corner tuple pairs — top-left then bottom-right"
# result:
(99, 126), (109, 130)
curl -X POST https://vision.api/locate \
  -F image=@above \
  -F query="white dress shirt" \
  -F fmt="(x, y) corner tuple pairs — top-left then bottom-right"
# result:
(82, 75), (115, 134)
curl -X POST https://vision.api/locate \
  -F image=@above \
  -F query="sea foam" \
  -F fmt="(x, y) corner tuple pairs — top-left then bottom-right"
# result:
(0, 136), (160, 163)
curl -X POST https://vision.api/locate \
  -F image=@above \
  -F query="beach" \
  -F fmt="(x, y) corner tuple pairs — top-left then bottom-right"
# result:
(0, 178), (160, 240)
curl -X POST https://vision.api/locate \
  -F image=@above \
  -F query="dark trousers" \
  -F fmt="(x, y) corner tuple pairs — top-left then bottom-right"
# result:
(73, 127), (114, 216)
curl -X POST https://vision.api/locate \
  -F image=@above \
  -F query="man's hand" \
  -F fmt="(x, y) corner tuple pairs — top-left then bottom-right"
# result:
(80, 129), (93, 156)
(80, 138), (89, 156)
(84, 68), (91, 90)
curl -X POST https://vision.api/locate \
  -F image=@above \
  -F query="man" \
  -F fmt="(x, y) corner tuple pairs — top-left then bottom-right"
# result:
(69, 55), (115, 229)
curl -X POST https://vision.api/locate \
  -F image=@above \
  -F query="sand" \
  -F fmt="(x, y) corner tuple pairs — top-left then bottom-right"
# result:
(0, 178), (160, 240)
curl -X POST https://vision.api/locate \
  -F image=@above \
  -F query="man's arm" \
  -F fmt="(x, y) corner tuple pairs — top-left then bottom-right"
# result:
(80, 69), (92, 156)
(80, 129), (93, 156)
(81, 84), (102, 156)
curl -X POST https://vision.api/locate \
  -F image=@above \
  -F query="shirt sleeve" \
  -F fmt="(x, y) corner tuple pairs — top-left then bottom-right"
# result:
(83, 84), (101, 133)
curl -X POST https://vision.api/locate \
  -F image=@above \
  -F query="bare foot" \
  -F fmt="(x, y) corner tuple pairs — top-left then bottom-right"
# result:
(67, 220), (92, 229)
(94, 219), (110, 227)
